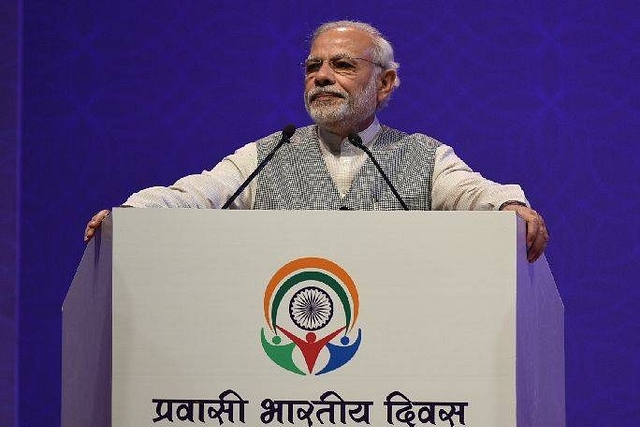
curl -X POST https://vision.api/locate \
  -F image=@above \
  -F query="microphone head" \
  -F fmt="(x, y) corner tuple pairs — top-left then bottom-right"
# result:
(347, 132), (364, 148)
(282, 124), (296, 139)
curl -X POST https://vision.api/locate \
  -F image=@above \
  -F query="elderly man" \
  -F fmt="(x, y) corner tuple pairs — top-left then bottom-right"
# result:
(85, 20), (549, 262)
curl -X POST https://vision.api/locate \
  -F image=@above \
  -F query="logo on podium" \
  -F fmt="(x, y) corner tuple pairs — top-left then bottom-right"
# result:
(261, 257), (362, 375)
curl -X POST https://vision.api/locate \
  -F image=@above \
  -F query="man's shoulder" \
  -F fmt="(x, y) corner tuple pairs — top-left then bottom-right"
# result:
(255, 124), (316, 148)
(378, 125), (442, 149)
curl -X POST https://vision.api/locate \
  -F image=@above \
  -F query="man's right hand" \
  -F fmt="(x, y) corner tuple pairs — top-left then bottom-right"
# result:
(84, 209), (110, 242)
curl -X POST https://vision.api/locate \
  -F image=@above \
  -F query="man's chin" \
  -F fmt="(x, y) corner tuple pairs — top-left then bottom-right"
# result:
(310, 114), (347, 128)
(307, 107), (347, 125)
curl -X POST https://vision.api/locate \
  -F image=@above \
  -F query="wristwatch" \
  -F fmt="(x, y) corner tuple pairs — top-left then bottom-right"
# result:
(499, 200), (528, 210)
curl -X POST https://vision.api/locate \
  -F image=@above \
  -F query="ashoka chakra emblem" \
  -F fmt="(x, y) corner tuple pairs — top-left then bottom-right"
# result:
(289, 286), (333, 331)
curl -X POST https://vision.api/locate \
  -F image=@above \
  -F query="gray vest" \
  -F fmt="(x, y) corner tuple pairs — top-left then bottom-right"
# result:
(254, 125), (440, 210)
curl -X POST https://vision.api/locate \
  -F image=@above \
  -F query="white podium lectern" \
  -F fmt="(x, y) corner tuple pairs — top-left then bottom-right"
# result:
(63, 209), (564, 426)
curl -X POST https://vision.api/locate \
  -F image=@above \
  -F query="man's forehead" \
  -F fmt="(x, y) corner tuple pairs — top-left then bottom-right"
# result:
(309, 27), (375, 57)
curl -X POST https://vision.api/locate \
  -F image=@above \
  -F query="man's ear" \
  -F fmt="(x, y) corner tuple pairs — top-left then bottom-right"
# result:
(377, 69), (397, 103)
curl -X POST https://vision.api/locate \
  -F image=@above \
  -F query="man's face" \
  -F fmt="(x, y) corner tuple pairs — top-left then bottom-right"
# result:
(304, 28), (381, 132)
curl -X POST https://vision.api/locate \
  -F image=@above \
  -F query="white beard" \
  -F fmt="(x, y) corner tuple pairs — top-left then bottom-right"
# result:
(305, 77), (378, 129)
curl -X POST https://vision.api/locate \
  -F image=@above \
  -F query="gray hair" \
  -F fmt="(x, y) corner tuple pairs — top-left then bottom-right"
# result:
(311, 20), (401, 90)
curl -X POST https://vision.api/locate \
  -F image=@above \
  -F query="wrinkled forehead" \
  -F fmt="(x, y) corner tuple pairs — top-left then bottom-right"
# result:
(309, 27), (375, 59)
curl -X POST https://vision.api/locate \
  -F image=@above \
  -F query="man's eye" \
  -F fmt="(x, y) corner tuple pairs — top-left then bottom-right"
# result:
(332, 60), (356, 70)
(305, 61), (322, 73)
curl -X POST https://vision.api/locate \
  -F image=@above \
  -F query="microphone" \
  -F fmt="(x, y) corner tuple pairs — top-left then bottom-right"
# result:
(222, 124), (296, 209)
(347, 132), (409, 211)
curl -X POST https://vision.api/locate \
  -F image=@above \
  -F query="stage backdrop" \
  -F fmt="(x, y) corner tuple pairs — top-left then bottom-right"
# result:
(14, 1), (639, 426)
(1, 1), (20, 427)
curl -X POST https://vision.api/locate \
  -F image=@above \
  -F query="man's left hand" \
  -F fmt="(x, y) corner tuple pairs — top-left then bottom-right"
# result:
(501, 204), (549, 262)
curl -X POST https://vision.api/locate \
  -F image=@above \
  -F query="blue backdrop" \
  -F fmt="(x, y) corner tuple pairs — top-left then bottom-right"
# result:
(9, 0), (640, 425)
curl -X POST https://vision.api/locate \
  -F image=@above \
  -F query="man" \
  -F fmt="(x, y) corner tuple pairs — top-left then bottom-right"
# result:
(85, 20), (549, 262)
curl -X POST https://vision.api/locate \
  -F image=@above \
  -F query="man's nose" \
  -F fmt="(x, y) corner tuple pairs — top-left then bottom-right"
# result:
(313, 61), (335, 87)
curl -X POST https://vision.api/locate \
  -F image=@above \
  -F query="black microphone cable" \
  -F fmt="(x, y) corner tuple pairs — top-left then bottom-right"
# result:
(221, 124), (296, 209)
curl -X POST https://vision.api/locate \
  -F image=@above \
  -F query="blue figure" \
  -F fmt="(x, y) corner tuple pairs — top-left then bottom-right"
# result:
(316, 329), (362, 375)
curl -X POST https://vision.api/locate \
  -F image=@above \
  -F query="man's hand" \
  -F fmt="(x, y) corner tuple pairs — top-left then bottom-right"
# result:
(84, 209), (110, 242)
(501, 204), (549, 262)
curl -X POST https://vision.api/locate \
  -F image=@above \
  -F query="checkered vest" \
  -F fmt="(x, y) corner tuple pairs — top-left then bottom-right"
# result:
(254, 124), (440, 210)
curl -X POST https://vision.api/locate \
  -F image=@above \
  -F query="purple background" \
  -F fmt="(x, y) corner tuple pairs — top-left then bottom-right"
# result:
(2, 0), (638, 425)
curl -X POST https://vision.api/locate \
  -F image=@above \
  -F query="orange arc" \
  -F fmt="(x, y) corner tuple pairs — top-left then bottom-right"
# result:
(263, 257), (359, 330)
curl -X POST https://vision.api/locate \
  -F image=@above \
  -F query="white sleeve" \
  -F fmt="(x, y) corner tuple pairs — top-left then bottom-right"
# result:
(431, 144), (528, 211)
(123, 142), (258, 209)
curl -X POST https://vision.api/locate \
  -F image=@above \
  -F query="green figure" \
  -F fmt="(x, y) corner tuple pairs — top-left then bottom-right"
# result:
(260, 328), (306, 375)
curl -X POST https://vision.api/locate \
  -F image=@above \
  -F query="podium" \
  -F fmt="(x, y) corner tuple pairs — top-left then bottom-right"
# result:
(62, 209), (564, 426)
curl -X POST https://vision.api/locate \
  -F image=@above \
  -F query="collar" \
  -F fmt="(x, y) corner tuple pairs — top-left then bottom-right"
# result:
(355, 116), (381, 149)
(318, 117), (382, 155)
